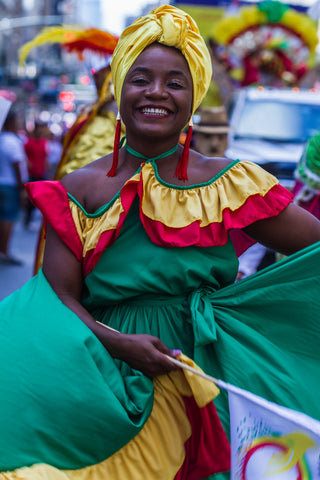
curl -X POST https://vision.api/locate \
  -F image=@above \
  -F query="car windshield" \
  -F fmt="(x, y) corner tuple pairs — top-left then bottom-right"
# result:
(235, 99), (320, 142)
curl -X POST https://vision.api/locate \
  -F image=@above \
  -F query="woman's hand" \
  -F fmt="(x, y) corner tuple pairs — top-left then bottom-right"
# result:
(108, 332), (181, 377)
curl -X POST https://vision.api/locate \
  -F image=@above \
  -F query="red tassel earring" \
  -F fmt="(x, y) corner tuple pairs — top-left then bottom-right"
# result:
(174, 119), (193, 181)
(107, 112), (121, 177)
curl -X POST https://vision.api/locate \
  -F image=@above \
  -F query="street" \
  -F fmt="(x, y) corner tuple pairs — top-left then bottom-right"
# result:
(0, 210), (42, 301)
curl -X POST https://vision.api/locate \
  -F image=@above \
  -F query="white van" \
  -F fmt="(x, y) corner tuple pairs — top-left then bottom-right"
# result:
(225, 87), (320, 189)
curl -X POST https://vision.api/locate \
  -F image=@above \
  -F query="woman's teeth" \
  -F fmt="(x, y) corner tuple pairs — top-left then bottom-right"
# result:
(141, 107), (169, 115)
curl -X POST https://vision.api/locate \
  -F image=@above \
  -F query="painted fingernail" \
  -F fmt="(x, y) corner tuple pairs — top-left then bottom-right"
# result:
(173, 349), (181, 356)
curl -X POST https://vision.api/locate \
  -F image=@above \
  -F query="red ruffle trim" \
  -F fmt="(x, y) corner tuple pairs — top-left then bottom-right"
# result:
(175, 396), (230, 480)
(25, 181), (83, 262)
(138, 183), (293, 252)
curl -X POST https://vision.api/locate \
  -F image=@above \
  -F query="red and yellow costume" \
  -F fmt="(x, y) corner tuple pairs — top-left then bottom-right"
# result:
(2, 156), (320, 480)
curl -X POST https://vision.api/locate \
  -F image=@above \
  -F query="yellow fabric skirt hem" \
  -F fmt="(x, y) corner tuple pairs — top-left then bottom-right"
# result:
(0, 356), (219, 480)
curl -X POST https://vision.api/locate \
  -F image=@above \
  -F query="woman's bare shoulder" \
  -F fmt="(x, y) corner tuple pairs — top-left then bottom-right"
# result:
(188, 150), (235, 184)
(60, 155), (111, 203)
(61, 157), (107, 191)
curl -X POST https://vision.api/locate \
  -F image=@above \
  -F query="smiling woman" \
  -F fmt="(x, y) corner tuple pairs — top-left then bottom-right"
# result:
(1, 4), (320, 480)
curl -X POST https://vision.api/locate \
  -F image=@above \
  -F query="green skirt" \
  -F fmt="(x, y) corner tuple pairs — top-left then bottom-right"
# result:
(92, 241), (320, 479)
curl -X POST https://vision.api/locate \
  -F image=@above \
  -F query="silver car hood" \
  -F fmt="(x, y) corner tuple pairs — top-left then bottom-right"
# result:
(225, 138), (305, 165)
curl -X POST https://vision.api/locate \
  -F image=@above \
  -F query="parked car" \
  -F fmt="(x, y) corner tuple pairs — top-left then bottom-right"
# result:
(225, 87), (320, 189)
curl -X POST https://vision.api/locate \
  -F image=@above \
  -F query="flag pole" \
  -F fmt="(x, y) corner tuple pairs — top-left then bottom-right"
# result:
(165, 355), (221, 386)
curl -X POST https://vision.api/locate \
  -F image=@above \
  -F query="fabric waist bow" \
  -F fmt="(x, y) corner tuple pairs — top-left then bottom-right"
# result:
(188, 285), (217, 347)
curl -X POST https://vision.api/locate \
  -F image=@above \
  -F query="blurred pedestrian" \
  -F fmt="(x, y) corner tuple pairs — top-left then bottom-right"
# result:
(45, 129), (63, 180)
(23, 121), (49, 228)
(0, 107), (28, 265)
(192, 105), (230, 157)
(236, 242), (272, 280)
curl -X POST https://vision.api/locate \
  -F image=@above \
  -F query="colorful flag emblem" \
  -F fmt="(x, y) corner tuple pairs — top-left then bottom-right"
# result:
(219, 381), (320, 480)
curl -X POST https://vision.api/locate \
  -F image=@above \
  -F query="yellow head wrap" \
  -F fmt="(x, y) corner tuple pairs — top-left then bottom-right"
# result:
(111, 5), (212, 116)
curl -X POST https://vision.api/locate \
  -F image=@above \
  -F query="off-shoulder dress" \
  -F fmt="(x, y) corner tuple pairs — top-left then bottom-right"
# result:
(1, 159), (320, 480)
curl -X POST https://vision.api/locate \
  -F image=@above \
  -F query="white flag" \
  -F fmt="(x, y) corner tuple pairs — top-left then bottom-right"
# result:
(218, 380), (320, 480)
(308, 0), (320, 20)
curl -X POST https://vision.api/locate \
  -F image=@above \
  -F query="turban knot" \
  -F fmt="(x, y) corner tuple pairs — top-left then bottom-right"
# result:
(158, 12), (189, 51)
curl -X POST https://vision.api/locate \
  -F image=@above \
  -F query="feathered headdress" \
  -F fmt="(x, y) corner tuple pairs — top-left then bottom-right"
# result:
(19, 25), (119, 66)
